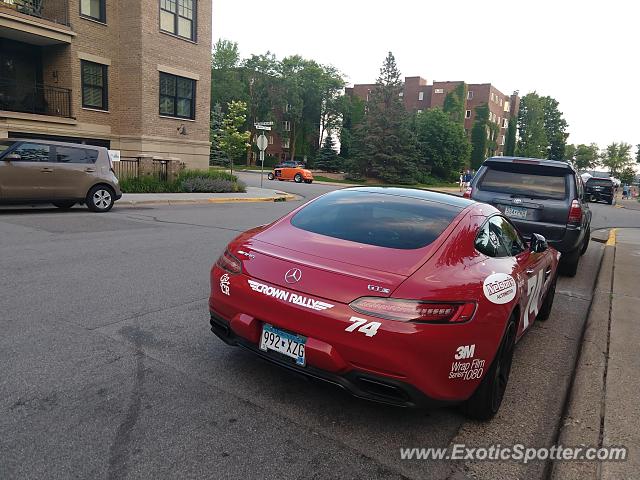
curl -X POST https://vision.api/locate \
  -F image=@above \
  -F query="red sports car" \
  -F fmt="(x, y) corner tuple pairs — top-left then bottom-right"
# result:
(209, 187), (559, 419)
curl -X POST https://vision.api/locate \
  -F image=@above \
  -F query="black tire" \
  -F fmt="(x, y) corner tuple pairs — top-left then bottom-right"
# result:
(86, 185), (115, 213)
(294, 173), (303, 183)
(462, 318), (517, 420)
(580, 226), (590, 255)
(52, 201), (75, 210)
(607, 197), (613, 205)
(559, 249), (579, 277)
(267, 173), (275, 180)
(536, 274), (557, 321)
(304, 179), (313, 184)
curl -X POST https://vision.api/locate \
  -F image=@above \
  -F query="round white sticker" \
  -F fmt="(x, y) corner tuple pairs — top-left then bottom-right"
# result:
(483, 273), (517, 305)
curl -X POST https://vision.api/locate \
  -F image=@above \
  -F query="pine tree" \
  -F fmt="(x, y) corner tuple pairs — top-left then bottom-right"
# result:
(209, 103), (226, 166)
(350, 52), (417, 184)
(470, 104), (491, 169)
(315, 134), (341, 172)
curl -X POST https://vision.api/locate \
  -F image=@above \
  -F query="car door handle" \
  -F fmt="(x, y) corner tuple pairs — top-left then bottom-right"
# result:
(525, 269), (535, 274)
(40, 168), (53, 173)
(84, 168), (96, 173)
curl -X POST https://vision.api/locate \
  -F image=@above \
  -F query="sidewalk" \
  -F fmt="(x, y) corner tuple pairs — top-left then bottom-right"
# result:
(118, 187), (297, 206)
(553, 228), (640, 479)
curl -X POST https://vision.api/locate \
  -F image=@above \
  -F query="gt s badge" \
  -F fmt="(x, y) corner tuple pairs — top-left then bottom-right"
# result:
(367, 284), (390, 294)
(237, 250), (255, 259)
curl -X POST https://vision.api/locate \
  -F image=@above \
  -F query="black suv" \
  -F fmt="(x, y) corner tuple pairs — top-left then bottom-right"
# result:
(467, 157), (591, 276)
(584, 177), (615, 204)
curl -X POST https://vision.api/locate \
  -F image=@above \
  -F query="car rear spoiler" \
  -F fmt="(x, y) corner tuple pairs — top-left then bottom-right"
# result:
(484, 157), (574, 171)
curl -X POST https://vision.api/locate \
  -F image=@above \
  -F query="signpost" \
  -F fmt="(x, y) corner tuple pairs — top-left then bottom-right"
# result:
(255, 122), (273, 187)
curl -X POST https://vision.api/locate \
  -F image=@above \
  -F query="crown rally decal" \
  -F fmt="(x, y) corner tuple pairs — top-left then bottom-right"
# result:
(247, 279), (334, 311)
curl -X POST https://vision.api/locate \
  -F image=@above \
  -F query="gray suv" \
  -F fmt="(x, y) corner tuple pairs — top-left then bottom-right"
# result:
(467, 157), (591, 276)
(0, 139), (122, 212)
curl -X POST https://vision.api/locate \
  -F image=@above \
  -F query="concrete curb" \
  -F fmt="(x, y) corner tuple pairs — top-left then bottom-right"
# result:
(551, 230), (616, 479)
(116, 193), (298, 207)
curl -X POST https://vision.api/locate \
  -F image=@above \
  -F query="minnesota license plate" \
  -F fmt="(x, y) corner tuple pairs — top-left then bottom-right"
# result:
(259, 324), (306, 366)
(504, 205), (527, 219)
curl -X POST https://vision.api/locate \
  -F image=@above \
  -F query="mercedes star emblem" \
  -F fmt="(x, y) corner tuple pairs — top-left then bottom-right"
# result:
(285, 268), (302, 284)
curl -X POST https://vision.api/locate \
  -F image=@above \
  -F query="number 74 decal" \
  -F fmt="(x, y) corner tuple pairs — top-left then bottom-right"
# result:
(345, 316), (382, 337)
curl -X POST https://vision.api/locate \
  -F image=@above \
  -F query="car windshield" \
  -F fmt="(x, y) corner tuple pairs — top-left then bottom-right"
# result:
(290, 190), (462, 249)
(586, 179), (612, 187)
(478, 165), (568, 200)
(0, 141), (16, 155)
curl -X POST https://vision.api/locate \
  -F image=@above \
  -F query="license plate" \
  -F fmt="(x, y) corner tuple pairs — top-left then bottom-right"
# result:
(504, 205), (527, 219)
(259, 324), (306, 366)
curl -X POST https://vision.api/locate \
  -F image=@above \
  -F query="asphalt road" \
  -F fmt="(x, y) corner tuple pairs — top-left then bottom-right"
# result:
(0, 188), (631, 480)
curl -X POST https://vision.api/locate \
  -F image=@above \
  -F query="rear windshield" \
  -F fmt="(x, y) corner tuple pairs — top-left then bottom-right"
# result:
(290, 190), (462, 249)
(478, 165), (568, 200)
(586, 178), (613, 187)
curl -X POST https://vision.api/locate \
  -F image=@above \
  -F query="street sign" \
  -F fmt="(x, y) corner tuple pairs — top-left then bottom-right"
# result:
(255, 121), (274, 126)
(257, 134), (268, 151)
(255, 125), (271, 131)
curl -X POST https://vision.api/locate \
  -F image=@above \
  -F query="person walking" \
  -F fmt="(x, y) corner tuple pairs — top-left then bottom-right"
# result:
(622, 184), (630, 200)
(459, 170), (465, 192)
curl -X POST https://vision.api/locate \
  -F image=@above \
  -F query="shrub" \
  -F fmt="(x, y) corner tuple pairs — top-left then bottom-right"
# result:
(181, 177), (246, 193)
(119, 169), (245, 193)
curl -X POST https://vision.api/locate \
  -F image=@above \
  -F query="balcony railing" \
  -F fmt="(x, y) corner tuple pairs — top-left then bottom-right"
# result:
(0, 0), (69, 26)
(0, 77), (72, 118)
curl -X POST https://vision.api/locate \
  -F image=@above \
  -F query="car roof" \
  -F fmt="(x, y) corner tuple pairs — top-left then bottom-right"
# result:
(344, 186), (476, 208)
(2, 138), (104, 151)
(484, 156), (574, 171)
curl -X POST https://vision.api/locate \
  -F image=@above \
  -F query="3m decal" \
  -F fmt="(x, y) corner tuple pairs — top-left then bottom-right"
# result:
(455, 344), (476, 360)
(483, 273), (516, 305)
(220, 273), (230, 296)
(524, 269), (545, 329)
(345, 316), (381, 337)
(247, 279), (334, 311)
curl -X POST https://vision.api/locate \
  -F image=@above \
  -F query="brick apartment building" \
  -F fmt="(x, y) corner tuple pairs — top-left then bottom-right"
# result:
(346, 76), (520, 156)
(0, 0), (212, 168)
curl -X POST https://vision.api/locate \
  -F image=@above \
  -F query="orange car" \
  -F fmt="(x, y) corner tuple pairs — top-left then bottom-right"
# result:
(267, 163), (314, 184)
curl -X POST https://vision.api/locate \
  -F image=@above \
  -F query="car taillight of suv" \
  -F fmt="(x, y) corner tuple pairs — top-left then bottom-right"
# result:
(567, 199), (582, 224)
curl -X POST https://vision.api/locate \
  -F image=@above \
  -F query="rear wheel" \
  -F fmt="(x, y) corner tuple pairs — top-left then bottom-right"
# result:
(559, 249), (580, 277)
(52, 201), (75, 210)
(462, 318), (517, 420)
(294, 173), (303, 183)
(580, 226), (590, 255)
(86, 185), (115, 213)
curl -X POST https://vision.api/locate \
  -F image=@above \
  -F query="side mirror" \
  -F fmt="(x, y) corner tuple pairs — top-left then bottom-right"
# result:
(3, 153), (20, 162)
(530, 233), (548, 253)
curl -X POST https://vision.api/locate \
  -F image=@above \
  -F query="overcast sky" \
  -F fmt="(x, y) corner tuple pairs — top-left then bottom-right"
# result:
(212, 0), (639, 151)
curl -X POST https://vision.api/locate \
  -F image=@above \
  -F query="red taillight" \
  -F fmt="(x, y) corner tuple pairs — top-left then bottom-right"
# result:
(568, 199), (582, 224)
(216, 249), (242, 274)
(349, 297), (476, 324)
(463, 186), (472, 199)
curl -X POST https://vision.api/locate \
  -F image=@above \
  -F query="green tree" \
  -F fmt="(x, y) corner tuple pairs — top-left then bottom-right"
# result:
(517, 92), (547, 158)
(504, 116), (517, 156)
(443, 83), (467, 125)
(210, 39), (247, 111)
(542, 96), (569, 160)
(339, 94), (365, 159)
(350, 52), (418, 183)
(470, 104), (490, 169)
(600, 142), (633, 176)
(636, 144), (640, 163)
(620, 166), (636, 185)
(573, 143), (600, 171)
(209, 103), (226, 166)
(415, 108), (471, 179)
(563, 144), (576, 163)
(220, 101), (251, 175)
(315, 134), (341, 172)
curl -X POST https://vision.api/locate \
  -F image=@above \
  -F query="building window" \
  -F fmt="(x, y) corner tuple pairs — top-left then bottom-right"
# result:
(497, 116), (501, 125)
(504, 101), (510, 112)
(490, 92), (494, 102)
(499, 98), (503, 106)
(434, 88), (444, 94)
(465, 110), (471, 119)
(417, 109), (423, 114)
(268, 136), (274, 145)
(282, 120), (291, 132)
(159, 72), (195, 119)
(467, 90), (474, 100)
(500, 136), (505, 146)
(399, 92), (404, 97)
(81, 60), (108, 110)
(503, 118), (509, 128)
(80, 0), (105, 23)
(282, 138), (290, 149)
(160, 0), (196, 41)
(418, 91), (424, 101)
(284, 103), (291, 112)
